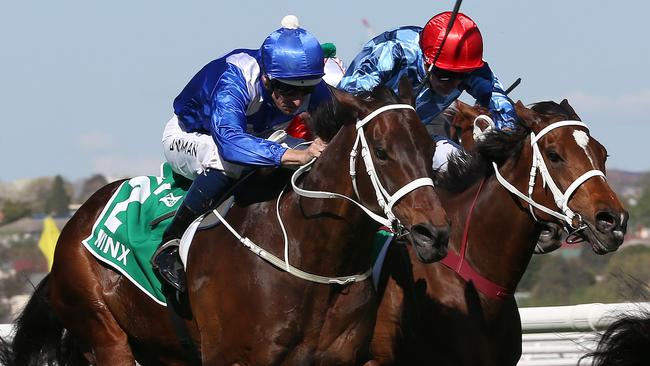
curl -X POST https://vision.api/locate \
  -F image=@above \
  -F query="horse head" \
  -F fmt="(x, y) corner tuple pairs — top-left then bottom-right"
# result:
(450, 100), (490, 151)
(451, 101), (568, 254)
(494, 100), (628, 254)
(307, 77), (449, 263)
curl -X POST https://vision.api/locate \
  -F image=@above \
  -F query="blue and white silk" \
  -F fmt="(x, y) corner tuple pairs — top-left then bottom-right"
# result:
(173, 49), (331, 166)
(338, 26), (517, 130)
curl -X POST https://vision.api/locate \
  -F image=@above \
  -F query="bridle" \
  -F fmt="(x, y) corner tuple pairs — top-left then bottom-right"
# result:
(292, 104), (435, 234)
(214, 103), (435, 285)
(441, 120), (606, 298)
(493, 120), (605, 235)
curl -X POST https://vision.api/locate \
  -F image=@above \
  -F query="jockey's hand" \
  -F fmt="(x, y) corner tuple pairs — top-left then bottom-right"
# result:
(280, 137), (327, 166)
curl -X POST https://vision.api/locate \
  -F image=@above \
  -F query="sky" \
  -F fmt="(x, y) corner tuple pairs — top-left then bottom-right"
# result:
(1, 0), (648, 182)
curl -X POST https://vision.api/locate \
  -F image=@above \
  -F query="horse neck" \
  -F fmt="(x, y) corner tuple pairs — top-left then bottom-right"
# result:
(440, 148), (540, 292)
(286, 125), (379, 277)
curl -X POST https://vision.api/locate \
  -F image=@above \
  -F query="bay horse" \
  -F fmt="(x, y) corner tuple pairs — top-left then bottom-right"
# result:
(451, 101), (567, 254)
(369, 99), (628, 365)
(2, 80), (450, 365)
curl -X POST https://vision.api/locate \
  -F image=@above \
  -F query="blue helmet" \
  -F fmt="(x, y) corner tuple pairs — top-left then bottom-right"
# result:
(260, 27), (325, 86)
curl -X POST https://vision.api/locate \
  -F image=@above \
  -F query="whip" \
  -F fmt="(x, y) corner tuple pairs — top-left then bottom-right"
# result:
(415, 0), (464, 96)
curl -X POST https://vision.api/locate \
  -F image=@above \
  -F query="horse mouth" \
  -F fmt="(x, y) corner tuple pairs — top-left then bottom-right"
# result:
(535, 222), (565, 254)
(403, 223), (449, 263)
(581, 221), (625, 254)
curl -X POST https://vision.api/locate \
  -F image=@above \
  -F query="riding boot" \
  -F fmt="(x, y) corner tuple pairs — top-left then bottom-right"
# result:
(152, 169), (234, 292)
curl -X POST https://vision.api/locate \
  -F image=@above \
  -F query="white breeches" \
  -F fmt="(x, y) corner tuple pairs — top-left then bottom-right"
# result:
(162, 115), (246, 180)
(432, 138), (461, 173)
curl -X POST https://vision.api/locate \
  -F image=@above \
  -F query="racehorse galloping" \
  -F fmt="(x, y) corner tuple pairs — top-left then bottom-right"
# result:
(2, 80), (449, 365)
(451, 101), (567, 254)
(370, 99), (628, 365)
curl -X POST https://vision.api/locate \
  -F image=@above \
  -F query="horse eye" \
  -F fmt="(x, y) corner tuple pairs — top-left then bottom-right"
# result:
(546, 150), (562, 163)
(375, 147), (389, 160)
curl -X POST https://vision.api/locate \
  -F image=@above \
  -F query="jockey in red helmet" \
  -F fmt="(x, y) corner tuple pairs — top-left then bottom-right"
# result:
(152, 19), (330, 292)
(339, 11), (517, 172)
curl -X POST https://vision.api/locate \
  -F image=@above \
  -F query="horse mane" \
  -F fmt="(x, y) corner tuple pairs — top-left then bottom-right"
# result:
(436, 100), (575, 192)
(529, 100), (573, 117)
(309, 85), (401, 142)
(436, 129), (529, 192)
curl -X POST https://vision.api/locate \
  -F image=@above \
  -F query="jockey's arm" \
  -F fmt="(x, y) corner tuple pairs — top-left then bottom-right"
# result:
(464, 63), (518, 131)
(211, 65), (327, 167)
(210, 66), (289, 166)
(337, 42), (402, 94)
(280, 138), (327, 166)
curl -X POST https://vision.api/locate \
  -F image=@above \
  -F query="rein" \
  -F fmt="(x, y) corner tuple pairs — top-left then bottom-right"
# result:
(214, 104), (434, 285)
(293, 104), (434, 231)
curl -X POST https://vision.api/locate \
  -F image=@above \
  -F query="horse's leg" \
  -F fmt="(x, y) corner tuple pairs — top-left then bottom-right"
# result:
(49, 207), (137, 365)
(368, 276), (404, 365)
(491, 300), (522, 366)
(51, 251), (136, 364)
(311, 281), (377, 366)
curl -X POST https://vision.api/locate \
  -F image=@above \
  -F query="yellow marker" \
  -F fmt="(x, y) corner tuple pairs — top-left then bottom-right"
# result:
(38, 216), (60, 270)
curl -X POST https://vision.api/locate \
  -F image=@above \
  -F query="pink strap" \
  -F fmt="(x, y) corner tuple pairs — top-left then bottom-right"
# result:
(440, 178), (514, 300)
(440, 250), (513, 299)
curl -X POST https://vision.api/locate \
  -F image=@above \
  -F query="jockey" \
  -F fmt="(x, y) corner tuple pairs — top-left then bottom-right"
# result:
(285, 42), (346, 140)
(152, 19), (330, 292)
(338, 11), (517, 172)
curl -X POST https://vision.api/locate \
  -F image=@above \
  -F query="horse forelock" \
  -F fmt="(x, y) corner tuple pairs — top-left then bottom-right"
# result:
(309, 97), (353, 142)
(529, 100), (575, 119)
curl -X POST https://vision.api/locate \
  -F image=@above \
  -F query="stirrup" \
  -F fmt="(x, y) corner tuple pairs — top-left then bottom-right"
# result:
(151, 239), (187, 292)
(151, 238), (181, 269)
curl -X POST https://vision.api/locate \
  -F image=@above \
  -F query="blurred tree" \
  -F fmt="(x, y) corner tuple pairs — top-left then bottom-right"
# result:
(527, 256), (595, 306)
(518, 253), (550, 292)
(45, 175), (70, 217)
(1, 199), (32, 224)
(76, 174), (108, 204)
(581, 246), (650, 303)
(23, 177), (53, 213)
(629, 183), (650, 227)
(579, 245), (614, 276)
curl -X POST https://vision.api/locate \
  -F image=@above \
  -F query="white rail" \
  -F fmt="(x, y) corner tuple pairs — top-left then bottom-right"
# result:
(520, 302), (650, 333)
(518, 302), (650, 365)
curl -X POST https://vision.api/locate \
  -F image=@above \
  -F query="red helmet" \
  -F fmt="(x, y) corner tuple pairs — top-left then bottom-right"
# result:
(420, 12), (484, 72)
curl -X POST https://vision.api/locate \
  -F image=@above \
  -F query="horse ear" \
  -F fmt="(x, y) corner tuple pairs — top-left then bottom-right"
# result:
(397, 76), (415, 106)
(514, 100), (541, 128)
(455, 100), (476, 117)
(330, 87), (370, 120)
(559, 99), (581, 120)
(329, 86), (365, 119)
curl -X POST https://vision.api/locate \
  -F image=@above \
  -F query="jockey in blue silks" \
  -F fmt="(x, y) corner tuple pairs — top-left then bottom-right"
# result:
(338, 12), (518, 172)
(152, 22), (330, 292)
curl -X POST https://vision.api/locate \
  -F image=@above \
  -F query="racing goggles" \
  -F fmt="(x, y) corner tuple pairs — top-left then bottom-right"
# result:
(431, 67), (470, 82)
(270, 79), (316, 97)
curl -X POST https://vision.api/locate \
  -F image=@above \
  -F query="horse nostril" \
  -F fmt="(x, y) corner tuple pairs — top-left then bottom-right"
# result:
(435, 225), (449, 250)
(411, 224), (435, 244)
(412, 223), (448, 246)
(595, 211), (618, 233)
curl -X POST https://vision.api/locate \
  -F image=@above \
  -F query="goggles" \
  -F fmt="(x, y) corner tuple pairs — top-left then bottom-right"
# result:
(270, 79), (316, 97)
(430, 67), (470, 82)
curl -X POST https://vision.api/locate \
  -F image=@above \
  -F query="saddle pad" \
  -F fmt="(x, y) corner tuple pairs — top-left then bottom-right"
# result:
(81, 163), (189, 306)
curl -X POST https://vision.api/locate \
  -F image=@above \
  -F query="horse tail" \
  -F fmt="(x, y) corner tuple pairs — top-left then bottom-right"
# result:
(0, 274), (87, 366)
